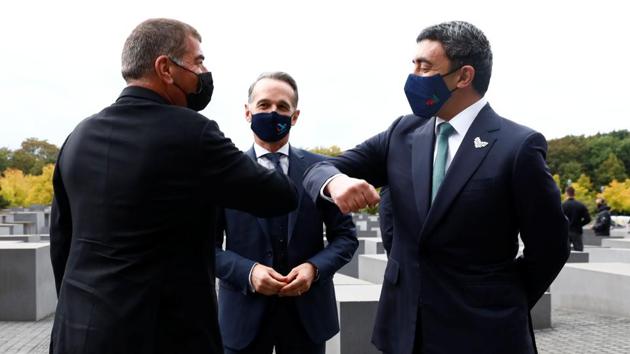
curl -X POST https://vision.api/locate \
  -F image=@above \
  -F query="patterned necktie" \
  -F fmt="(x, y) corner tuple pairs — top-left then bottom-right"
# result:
(263, 152), (285, 174)
(432, 122), (455, 201)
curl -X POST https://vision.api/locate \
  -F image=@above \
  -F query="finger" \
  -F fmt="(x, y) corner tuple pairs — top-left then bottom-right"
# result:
(268, 270), (288, 283)
(279, 277), (304, 294)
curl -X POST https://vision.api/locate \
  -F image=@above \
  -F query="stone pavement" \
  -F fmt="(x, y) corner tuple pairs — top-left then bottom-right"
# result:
(1, 308), (629, 353)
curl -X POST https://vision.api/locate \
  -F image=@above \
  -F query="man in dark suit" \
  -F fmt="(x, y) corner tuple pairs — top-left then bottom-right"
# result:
(49, 19), (298, 354)
(303, 21), (569, 354)
(215, 72), (357, 354)
(562, 186), (591, 250)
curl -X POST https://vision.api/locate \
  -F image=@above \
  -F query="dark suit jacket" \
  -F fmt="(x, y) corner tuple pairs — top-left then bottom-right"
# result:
(49, 86), (298, 354)
(215, 146), (357, 350)
(378, 186), (393, 255)
(562, 198), (591, 234)
(303, 104), (569, 354)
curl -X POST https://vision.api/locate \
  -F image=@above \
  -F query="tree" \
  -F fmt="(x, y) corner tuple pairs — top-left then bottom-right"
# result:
(572, 174), (596, 213)
(600, 179), (630, 215)
(309, 145), (343, 157)
(25, 164), (54, 205)
(0, 169), (30, 207)
(558, 161), (584, 188)
(595, 153), (627, 187)
(9, 138), (59, 175)
(0, 147), (10, 174)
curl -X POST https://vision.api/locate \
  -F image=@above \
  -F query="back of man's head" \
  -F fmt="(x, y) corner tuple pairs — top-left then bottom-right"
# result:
(566, 186), (575, 197)
(121, 18), (201, 82)
(417, 21), (492, 96)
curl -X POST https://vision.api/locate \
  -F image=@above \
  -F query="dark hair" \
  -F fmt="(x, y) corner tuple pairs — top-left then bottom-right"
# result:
(248, 72), (299, 107)
(121, 18), (201, 82)
(566, 186), (575, 196)
(417, 21), (492, 95)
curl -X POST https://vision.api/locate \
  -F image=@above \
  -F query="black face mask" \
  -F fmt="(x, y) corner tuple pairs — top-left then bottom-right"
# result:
(169, 58), (214, 111)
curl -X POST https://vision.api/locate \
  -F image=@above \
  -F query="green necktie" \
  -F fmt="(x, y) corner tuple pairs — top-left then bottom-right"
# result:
(432, 122), (455, 201)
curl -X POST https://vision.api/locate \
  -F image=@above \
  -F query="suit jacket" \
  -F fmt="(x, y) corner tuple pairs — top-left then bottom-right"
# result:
(303, 104), (569, 354)
(215, 146), (357, 350)
(562, 198), (591, 234)
(49, 86), (298, 354)
(378, 186), (393, 255)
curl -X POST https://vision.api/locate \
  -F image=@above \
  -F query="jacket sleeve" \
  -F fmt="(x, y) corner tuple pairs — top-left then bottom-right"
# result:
(580, 205), (592, 226)
(50, 149), (73, 295)
(512, 132), (570, 308)
(307, 203), (358, 282)
(214, 208), (256, 294)
(199, 120), (298, 217)
(303, 117), (403, 204)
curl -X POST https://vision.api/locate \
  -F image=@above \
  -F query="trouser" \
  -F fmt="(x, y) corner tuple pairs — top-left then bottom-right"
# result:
(568, 231), (583, 251)
(224, 298), (324, 354)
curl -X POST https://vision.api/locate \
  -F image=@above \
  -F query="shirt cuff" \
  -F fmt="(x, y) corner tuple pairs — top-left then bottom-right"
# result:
(319, 174), (345, 203)
(248, 263), (258, 293)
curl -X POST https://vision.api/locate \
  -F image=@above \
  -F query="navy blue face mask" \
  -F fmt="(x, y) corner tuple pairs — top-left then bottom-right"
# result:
(404, 67), (460, 118)
(250, 111), (292, 142)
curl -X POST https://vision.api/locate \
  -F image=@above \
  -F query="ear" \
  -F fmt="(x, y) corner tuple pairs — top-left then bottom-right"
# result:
(154, 55), (174, 84)
(456, 65), (475, 89)
(290, 109), (300, 126)
(244, 103), (252, 123)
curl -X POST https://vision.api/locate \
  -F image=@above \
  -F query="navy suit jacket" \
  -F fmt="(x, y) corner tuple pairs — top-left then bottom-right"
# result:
(215, 146), (358, 350)
(303, 104), (569, 354)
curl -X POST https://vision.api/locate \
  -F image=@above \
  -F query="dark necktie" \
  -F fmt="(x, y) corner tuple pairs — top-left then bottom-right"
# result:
(263, 152), (285, 174)
(432, 122), (455, 201)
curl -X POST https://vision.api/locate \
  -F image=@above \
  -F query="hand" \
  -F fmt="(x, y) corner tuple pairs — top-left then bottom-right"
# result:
(325, 175), (380, 214)
(279, 263), (317, 297)
(251, 264), (288, 296)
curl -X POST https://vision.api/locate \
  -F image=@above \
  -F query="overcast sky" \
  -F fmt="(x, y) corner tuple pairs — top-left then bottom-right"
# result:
(1, 0), (628, 151)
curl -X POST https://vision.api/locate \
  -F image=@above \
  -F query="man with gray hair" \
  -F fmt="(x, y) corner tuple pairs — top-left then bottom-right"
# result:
(214, 72), (357, 354)
(49, 19), (298, 354)
(303, 21), (569, 353)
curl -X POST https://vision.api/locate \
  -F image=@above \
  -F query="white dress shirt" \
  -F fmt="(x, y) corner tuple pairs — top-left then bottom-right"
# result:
(433, 97), (487, 172)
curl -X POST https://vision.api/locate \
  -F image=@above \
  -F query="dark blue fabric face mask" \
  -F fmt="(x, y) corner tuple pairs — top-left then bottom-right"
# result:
(250, 111), (292, 142)
(404, 68), (460, 118)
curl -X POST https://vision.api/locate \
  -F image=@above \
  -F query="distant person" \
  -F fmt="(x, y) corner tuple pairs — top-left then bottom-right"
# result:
(303, 20), (569, 354)
(561, 186), (591, 251)
(49, 19), (298, 354)
(593, 198), (612, 236)
(215, 72), (358, 354)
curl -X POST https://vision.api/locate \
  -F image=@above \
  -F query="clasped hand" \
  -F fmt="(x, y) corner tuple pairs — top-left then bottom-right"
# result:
(251, 263), (316, 296)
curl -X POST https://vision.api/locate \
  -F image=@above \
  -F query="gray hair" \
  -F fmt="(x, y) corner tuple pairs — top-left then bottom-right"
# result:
(417, 21), (493, 95)
(248, 72), (299, 107)
(121, 18), (201, 82)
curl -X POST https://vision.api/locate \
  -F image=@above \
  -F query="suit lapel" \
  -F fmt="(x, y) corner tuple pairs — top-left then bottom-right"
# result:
(287, 146), (305, 244)
(411, 117), (436, 225)
(421, 104), (501, 239)
(246, 147), (272, 241)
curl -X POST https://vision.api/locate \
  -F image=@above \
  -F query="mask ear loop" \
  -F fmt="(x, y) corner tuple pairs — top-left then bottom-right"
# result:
(441, 65), (464, 93)
(168, 57), (202, 94)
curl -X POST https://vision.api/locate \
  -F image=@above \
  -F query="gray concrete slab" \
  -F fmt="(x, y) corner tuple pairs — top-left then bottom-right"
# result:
(0, 243), (56, 321)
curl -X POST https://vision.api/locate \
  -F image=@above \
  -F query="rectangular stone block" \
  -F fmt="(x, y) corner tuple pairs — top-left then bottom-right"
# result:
(0, 235), (43, 242)
(358, 254), (387, 284)
(587, 246), (630, 263)
(567, 251), (589, 263)
(601, 238), (630, 249)
(551, 263), (630, 317)
(328, 275), (382, 354)
(12, 212), (46, 235)
(337, 239), (366, 278)
(0, 242), (57, 320)
(531, 292), (551, 329)
(363, 238), (384, 255)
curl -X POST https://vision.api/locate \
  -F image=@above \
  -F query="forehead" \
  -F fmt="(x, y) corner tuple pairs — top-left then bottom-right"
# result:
(182, 35), (203, 59)
(415, 39), (449, 65)
(251, 78), (295, 102)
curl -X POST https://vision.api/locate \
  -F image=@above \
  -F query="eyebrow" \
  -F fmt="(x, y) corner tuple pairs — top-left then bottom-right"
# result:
(413, 56), (433, 65)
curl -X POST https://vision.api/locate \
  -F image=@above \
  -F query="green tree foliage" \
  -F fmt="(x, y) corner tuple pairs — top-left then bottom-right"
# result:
(309, 145), (343, 157)
(9, 138), (59, 175)
(0, 147), (10, 174)
(595, 153), (628, 187)
(548, 130), (630, 192)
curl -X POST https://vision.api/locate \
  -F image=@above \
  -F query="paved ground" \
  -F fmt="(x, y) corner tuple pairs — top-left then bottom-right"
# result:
(1, 307), (630, 353)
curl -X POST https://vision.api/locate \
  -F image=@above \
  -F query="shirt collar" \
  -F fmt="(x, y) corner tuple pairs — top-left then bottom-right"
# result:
(435, 97), (487, 136)
(253, 142), (290, 159)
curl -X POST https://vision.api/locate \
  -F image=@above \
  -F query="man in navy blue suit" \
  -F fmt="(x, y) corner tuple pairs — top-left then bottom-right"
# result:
(215, 72), (358, 354)
(303, 21), (569, 354)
